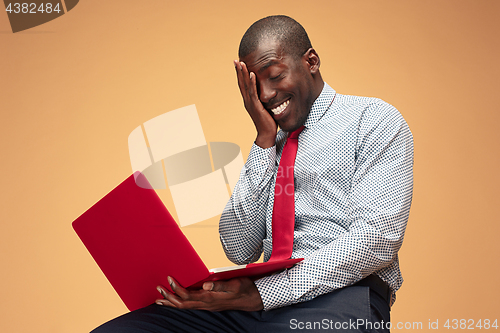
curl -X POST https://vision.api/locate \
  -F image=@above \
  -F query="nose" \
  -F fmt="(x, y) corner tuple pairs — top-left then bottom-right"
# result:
(258, 81), (277, 105)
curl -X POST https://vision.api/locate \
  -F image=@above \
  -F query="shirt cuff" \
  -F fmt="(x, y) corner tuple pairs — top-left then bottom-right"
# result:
(246, 142), (276, 170)
(244, 143), (276, 187)
(254, 270), (296, 310)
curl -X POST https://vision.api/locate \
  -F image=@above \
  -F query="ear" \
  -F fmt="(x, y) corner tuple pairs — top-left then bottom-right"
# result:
(302, 48), (320, 74)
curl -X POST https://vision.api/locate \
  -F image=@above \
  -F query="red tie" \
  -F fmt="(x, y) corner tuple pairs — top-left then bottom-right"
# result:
(269, 125), (305, 261)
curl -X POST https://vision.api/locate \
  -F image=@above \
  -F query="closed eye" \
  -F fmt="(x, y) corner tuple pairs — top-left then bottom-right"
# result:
(270, 73), (283, 81)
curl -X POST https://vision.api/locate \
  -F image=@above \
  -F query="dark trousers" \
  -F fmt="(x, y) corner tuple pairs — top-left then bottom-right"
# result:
(91, 285), (390, 333)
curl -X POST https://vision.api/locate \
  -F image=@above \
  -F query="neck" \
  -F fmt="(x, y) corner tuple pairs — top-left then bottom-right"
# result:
(311, 72), (325, 102)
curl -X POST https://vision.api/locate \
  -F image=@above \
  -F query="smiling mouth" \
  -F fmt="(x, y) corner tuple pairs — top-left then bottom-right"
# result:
(270, 99), (290, 115)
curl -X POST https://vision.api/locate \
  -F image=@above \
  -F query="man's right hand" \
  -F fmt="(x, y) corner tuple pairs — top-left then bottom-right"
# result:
(234, 60), (277, 148)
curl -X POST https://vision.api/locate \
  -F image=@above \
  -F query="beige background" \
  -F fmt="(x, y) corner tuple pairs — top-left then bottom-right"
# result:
(0, 1), (499, 332)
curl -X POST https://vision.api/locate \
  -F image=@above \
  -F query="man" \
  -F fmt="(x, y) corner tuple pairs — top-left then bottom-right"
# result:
(92, 15), (413, 332)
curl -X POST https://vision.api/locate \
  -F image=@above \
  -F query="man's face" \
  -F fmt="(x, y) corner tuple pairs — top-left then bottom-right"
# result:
(240, 39), (316, 132)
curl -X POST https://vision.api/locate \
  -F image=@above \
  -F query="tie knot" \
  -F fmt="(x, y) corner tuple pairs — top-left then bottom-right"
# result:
(288, 125), (305, 139)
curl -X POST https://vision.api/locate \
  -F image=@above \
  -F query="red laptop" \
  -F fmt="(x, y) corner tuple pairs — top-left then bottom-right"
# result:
(72, 172), (302, 311)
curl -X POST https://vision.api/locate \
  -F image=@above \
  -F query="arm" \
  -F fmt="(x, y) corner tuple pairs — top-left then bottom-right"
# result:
(255, 102), (414, 310)
(218, 143), (275, 264)
(156, 146), (276, 311)
(155, 61), (278, 311)
(218, 61), (281, 264)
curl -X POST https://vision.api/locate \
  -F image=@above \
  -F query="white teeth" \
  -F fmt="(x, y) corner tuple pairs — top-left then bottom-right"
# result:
(271, 100), (290, 115)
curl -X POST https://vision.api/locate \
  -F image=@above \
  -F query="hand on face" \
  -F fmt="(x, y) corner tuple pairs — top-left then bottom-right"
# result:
(234, 60), (278, 149)
(156, 276), (264, 312)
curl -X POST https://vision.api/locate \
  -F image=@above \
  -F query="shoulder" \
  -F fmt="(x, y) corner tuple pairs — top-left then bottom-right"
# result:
(335, 94), (399, 118)
(333, 93), (408, 131)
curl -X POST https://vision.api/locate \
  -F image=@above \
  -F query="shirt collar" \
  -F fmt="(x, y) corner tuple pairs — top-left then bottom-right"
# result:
(303, 82), (336, 129)
(277, 82), (336, 140)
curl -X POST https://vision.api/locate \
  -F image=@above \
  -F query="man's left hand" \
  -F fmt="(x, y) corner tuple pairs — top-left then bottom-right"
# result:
(156, 276), (264, 312)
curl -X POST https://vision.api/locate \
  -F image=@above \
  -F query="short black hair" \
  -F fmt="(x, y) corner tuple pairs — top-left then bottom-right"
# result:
(239, 15), (312, 60)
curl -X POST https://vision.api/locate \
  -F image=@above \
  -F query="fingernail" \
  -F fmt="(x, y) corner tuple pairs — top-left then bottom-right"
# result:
(203, 282), (215, 291)
(156, 301), (163, 306)
(157, 286), (162, 293)
(167, 276), (174, 287)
